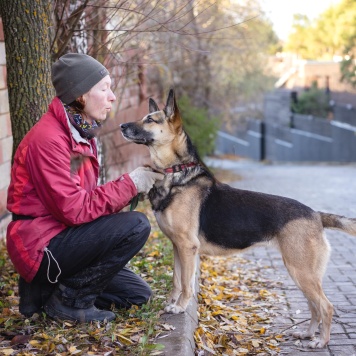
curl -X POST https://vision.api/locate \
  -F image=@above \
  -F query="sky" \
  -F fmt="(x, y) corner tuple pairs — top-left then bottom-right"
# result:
(260, 0), (341, 41)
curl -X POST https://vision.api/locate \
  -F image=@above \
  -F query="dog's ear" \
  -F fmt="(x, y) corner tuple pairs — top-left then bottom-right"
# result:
(149, 98), (159, 113)
(164, 88), (179, 119)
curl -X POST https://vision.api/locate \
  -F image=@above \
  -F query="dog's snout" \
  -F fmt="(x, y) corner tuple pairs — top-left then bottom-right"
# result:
(120, 123), (128, 131)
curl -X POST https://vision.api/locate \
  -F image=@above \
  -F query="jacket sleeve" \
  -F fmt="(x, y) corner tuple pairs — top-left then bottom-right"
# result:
(26, 135), (138, 226)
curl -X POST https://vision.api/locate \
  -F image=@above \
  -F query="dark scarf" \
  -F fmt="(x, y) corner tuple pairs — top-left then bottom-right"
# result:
(63, 102), (102, 140)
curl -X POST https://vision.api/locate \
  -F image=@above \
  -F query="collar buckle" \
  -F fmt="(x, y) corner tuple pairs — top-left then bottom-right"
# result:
(172, 164), (181, 173)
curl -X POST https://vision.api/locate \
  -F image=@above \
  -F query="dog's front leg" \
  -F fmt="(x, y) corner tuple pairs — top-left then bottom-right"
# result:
(165, 241), (199, 314)
(167, 244), (182, 305)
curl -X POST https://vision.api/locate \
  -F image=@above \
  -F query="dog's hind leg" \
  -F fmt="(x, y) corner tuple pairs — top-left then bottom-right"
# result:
(289, 275), (333, 348)
(278, 226), (333, 348)
(165, 238), (199, 314)
(292, 299), (321, 339)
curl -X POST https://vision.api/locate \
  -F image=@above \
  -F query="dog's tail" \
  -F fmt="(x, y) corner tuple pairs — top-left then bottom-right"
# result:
(319, 212), (356, 235)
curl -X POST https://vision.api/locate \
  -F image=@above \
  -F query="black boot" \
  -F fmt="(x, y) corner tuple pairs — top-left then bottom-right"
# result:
(19, 277), (42, 317)
(44, 289), (115, 323)
(18, 277), (55, 317)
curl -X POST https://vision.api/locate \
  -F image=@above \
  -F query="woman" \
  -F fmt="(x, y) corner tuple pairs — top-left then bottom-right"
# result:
(6, 53), (163, 322)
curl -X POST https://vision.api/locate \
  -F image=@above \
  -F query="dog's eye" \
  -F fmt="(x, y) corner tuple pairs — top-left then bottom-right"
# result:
(146, 116), (155, 123)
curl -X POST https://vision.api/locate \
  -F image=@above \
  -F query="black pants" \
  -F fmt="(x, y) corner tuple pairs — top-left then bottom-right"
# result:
(20, 211), (152, 314)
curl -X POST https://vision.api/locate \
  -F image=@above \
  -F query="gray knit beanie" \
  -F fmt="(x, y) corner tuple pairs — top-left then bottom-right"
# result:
(52, 53), (109, 104)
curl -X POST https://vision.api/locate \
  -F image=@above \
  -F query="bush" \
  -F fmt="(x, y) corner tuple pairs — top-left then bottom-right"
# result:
(291, 82), (330, 118)
(178, 95), (220, 157)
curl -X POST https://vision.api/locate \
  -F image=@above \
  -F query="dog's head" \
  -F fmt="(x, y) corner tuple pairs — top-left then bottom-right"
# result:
(120, 89), (183, 147)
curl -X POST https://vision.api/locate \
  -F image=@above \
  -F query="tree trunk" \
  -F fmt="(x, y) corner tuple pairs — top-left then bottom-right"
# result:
(0, 0), (54, 160)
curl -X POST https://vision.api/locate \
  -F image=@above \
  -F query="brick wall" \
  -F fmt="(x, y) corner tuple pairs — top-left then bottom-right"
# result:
(0, 17), (12, 235)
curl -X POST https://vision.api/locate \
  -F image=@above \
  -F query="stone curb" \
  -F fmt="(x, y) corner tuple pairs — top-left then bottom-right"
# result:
(157, 256), (199, 356)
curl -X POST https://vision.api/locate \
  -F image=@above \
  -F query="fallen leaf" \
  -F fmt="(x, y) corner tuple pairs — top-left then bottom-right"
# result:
(251, 339), (260, 347)
(160, 323), (175, 331)
(10, 334), (31, 345)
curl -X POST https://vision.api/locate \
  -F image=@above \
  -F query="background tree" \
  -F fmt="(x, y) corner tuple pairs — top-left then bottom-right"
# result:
(284, 0), (356, 88)
(0, 0), (54, 160)
(340, 34), (356, 88)
(136, 0), (279, 132)
(284, 14), (312, 59)
(209, 0), (278, 130)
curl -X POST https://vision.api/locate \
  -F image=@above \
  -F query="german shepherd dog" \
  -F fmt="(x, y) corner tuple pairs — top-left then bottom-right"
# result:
(121, 89), (356, 348)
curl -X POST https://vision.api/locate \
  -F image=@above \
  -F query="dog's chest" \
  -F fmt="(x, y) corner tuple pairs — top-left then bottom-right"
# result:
(150, 181), (205, 243)
(148, 177), (181, 212)
(153, 210), (174, 238)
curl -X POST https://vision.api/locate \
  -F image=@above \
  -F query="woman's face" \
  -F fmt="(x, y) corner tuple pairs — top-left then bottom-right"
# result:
(82, 75), (116, 122)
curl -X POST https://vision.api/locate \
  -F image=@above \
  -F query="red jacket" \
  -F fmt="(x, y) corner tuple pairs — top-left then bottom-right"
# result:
(6, 97), (137, 282)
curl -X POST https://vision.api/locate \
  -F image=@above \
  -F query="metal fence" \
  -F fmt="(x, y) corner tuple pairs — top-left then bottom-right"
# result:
(215, 107), (356, 162)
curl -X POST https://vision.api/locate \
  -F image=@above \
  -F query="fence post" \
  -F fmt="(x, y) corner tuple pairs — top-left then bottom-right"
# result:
(260, 121), (266, 161)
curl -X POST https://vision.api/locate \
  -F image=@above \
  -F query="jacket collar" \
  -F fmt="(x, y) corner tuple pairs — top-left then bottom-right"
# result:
(49, 97), (93, 149)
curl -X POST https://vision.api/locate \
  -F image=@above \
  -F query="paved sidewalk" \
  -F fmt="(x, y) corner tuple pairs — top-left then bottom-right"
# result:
(207, 158), (356, 355)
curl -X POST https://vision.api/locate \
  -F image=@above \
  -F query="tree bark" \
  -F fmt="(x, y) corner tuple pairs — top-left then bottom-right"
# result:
(0, 0), (54, 160)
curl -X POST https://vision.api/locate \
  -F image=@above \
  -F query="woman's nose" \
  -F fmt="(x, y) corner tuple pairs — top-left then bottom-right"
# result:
(109, 89), (116, 101)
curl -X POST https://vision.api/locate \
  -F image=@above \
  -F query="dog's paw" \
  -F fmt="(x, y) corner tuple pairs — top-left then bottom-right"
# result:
(307, 338), (327, 348)
(292, 331), (314, 340)
(166, 297), (178, 305)
(164, 304), (185, 314)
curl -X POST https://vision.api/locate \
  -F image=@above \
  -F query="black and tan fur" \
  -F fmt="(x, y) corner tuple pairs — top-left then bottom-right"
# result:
(121, 89), (356, 348)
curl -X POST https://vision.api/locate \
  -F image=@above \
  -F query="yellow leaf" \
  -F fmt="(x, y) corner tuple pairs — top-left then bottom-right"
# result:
(260, 327), (266, 334)
(117, 334), (133, 345)
(212, 310), (224, 316)
(195, 327), (204, 337)
(120, 328), (134, 335)
(148, 250), (160, 257)
(213, 292), (224, 300)
(0, 349), (15, 355)
(29, 340), (41, 347)
(151, 231), (159, 238)
(48, 343), (56, 353)
(39, 333), (50, 339)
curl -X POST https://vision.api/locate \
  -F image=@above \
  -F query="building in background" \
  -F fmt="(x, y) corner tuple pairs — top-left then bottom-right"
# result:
(270, 53), (356, 106)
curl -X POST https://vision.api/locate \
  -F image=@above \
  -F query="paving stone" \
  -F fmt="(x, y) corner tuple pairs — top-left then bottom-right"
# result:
(328, 338), (356, 346)
(328, 333), (351, 339)
(328, 346), (356, 355)
(330, 324), (346, 334)
(347, 298), (356, 305)
(338, 285), (356, 292)
(345, 327), (356, 334)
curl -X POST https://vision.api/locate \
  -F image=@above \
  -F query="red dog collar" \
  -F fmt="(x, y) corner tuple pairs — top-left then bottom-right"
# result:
(164, 162), (198, 173)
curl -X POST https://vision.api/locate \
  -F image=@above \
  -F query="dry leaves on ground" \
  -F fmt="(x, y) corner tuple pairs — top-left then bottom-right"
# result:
(195, 255), (286, 355)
